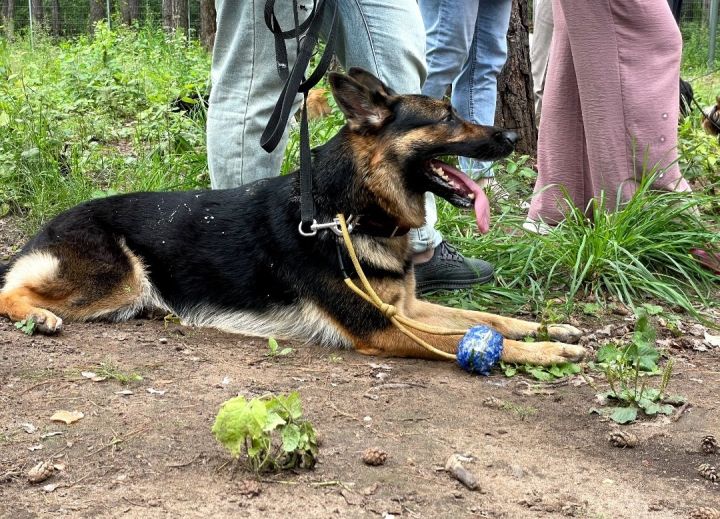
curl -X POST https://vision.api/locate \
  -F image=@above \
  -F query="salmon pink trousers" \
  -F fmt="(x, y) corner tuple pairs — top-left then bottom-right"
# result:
(528, 0), (690, 225)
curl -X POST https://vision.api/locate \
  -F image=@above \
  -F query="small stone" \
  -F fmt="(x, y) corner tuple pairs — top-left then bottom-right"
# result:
(608, 430), (638, 448)
(362, 447), (388, 466)
(237, 479), (261, 497)
(158, 337), (168, 344)
(27, 461), (53, 484)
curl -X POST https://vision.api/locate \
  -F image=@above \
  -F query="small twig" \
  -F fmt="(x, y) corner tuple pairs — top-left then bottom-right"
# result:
(83, 426), (150, 458)
(166, 454), (200, 468)
(259, 478), (299, 485)
(445, 454), (479, 491)
(672, 402), (691, 422)
(122, 496), (148, 508)
(18, 379), (55, 395)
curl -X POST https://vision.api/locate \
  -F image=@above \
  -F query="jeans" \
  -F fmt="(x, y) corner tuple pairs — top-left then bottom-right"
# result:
(207, 0), (442, 253)
(419, 0), (512, 178)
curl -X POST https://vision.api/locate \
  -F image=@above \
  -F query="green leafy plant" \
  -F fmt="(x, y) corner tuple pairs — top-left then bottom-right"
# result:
(14, 318), (36, 335)
(95, 361), (143, 384)
(267, 337), (294, 357)
(589, 311), (684, 424)
(502, 361), (581, 382)
(212, 392), (319, 472)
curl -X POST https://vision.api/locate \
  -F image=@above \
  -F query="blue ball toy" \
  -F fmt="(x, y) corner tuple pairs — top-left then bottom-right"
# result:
(456, 325), (504, 375)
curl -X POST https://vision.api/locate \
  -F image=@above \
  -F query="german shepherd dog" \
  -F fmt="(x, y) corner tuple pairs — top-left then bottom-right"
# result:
(0, 69), (585, 366)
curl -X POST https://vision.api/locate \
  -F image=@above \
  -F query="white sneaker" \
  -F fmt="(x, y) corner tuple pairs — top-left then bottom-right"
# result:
(522, 219), (552, 235)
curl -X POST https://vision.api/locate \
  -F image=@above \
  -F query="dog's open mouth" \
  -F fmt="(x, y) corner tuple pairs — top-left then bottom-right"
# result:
(424, 159), (490, 234)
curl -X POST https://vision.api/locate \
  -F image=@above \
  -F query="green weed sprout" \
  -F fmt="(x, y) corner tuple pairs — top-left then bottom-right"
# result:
(212, 392), (319, 472)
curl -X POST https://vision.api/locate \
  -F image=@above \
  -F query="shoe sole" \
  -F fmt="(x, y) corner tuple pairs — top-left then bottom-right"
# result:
(415, 272), (495, 295)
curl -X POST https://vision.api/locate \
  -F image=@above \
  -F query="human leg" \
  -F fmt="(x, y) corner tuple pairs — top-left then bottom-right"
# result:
(452, 0), (512, 178)
(530, 0), (554, 123)
(207, 0), (307, 188)
(417, 0), (477, 99)
(527, 0), (588, 226)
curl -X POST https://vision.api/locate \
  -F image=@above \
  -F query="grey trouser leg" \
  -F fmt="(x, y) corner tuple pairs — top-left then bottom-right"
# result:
(531, 0), (554, 123)
(207, 0), (442, 253)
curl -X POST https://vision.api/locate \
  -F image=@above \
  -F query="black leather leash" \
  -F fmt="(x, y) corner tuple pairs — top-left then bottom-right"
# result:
(260, 0), (338, 236)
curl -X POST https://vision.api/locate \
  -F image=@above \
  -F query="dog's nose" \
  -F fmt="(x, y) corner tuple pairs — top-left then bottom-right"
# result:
(501, 131), (519, 146)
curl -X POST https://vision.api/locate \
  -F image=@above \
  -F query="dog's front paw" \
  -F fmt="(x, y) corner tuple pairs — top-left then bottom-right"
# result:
(535, 343), (586, 365)
(547, 323), (583, 344)
(26, 311), (63, 334)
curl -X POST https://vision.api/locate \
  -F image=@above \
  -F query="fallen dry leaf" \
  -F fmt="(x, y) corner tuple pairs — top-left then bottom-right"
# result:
(81, 371), (107, 382)
(21, 423), (37, 434)
(50, 410), (84, 425)
(704, 332), (720, 348)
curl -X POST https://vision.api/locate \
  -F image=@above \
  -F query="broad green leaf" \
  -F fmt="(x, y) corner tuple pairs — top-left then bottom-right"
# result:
(610, 406), (638, 424)
(657, 404), (675, 415)
(0, 111), (9, 127)
(281, 423), (301, 452)
(661, 394), (686, 405)
(263, 411), (286, 432)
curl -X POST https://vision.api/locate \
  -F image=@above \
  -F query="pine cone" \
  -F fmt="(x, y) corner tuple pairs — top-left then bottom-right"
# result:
(697, 463), (718, 483)
(362, 447), (388, 466)
(608, 430), (638, 449)
(26, 461), (54, 484)
(237, 479), (261, 497)
(482, 396), (505, 409)
(701, 435), (718, 455)
(689, 507), (720, 519)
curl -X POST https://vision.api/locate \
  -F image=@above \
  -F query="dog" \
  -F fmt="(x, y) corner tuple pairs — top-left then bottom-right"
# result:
(0, 68), (585, 366)
(701, 95), (720, 139)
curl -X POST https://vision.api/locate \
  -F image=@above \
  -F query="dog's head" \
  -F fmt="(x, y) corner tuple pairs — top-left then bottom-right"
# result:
(328, 68), (517, 230)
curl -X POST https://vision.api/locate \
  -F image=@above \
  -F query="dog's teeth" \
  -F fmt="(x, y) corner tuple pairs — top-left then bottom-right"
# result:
(468, 193), (475, 200)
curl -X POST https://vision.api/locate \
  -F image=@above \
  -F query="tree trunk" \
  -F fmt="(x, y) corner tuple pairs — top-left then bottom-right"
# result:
(162, 0), (173, 29)
(172, 0), (188, 34)
(1, 0), (15, 39)
(50, 0), (60, 37)
(199, 0), (216, 51)
(89, 0), (105, 33)
(30, 0), (44, 28)
(120, 0), (139, 25)
(162, 0), (189, 34)
(495, 0), (537, 156)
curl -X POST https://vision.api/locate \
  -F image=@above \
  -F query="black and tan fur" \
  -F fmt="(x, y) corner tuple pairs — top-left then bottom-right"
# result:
(0, 68), (585, 366)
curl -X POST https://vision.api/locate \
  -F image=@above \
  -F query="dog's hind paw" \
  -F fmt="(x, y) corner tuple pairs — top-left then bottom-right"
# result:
(547, 324), (583, 344)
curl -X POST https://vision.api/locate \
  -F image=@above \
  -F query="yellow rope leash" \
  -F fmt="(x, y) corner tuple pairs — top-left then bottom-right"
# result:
(336, 213), (467, 361)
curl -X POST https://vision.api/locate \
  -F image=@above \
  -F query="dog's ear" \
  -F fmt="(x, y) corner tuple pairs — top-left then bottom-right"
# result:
(346, 67), (397, 97)
(328, 72), (394, 132)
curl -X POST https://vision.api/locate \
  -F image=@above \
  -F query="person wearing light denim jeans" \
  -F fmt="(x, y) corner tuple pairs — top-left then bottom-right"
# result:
(207, 0), (494, 292)
(418, 0), (512, 181)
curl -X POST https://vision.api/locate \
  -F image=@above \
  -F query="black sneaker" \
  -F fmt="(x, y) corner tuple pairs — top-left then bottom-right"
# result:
(414, 241), (494, 294)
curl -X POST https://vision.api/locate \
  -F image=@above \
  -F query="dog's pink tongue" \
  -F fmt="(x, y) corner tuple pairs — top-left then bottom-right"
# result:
(432, 160), (490, 234)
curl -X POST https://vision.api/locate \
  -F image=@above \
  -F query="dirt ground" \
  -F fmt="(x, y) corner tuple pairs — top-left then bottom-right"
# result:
(1, 219), (719, 519)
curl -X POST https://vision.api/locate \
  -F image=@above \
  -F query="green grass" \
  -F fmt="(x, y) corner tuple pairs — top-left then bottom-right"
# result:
(0, 22), (210, 230)
(0, 24), (717, 320)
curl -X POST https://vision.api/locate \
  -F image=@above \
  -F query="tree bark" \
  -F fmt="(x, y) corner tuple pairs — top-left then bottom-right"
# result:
(30, 0), (44, 28)
(199, 0), (216, 51)
(1, 0), (15, 39)
(162, 0), (188, 34)
(89, 0), (104, 33)
(120, 0), (139, 25)
(495, 0), (537, 156)
(50, 0), (60, 37)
